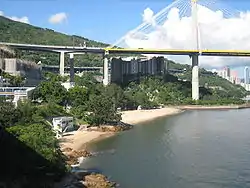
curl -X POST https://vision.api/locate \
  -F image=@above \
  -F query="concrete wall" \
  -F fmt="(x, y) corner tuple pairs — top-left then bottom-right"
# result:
(1, 58), (42, 86)
(4, 59), (19, 76)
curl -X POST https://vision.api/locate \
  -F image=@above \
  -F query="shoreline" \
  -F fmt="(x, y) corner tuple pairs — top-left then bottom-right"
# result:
(58, 107), (183, 187)
(57, 105), (250, 187)
(177, 104), (250, 110)
(59, 104), (250, 154)
(59, 104), (250, 152)
(59, 107), (184, 152)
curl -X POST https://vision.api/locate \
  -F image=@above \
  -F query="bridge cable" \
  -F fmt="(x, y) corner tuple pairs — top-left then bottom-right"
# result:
(109, 0), (185, 48)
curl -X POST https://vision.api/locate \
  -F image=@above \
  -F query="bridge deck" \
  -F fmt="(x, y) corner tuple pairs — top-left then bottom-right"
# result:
(1, 42), (250, 57)
(105, 48), (250, 57)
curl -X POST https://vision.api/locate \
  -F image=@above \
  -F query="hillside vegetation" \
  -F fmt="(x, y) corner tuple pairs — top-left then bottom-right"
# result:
(0, 16), (108, 66)
(168, 60), (248, 98)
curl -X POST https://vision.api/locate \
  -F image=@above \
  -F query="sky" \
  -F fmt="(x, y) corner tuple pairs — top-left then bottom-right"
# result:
(1, 0), (250, 76)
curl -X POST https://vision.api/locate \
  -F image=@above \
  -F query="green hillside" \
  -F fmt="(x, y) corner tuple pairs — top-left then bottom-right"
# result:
(168, 60), (248, 98)
(0, 16), (108, 66)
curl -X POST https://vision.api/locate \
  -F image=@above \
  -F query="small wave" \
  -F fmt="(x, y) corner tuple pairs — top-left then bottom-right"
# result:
(92, 149), (116, 156)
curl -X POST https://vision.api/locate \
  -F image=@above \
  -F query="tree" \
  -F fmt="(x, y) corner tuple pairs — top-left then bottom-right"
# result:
(68, 86), (88, 107)
(102, 84), (128, 109)
(74, 73), (98, 87)
(85, 94), (121, 125)
(7, 123), (65, 165)
(35, 102), (68, 119)
(43, 72), (68, 82)
(0, 70), (25, 86)
(16, 100), (37, 125)
(33, 80), (68, 105)
(0, 99), (21, 127)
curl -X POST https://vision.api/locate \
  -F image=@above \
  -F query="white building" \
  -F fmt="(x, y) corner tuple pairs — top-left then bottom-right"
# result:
(52, 116), (74, 135)
(11, 87), (36, 106)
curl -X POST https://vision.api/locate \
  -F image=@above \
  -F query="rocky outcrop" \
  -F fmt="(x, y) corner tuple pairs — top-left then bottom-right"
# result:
(62, 147), (73, 153)
(84, 174), (116, 188)
(54, 173), (117, 188)
(63, 148), (92, 165)
(54, 173), (86, 188)
(87, 122), (133, 132)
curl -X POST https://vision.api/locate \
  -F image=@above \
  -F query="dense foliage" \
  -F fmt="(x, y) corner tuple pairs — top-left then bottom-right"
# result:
(0, 98), (68, 185)
(28, 71), (245, 126)
(0, 100), (66, 163)
(0, 69), (25, 86)
(168, 60), (248, 99)
(32, 75), (123, 125)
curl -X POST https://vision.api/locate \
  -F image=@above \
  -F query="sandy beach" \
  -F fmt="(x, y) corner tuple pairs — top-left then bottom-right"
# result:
(60, 130), (114, 151)
(60, 107), (182, 151)
(121, 107), (183, 124)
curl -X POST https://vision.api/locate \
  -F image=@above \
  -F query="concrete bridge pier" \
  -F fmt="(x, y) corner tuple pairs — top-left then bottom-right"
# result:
(59, 51), (65, 76)
(69, 53), (75, 83)
(103, 51), (109, 86)
(191, 54), (199, 100)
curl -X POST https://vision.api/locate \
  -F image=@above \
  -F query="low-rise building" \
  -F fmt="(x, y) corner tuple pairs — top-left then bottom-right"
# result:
(12, 87), (36, 106)
(52, 116), (74, 134)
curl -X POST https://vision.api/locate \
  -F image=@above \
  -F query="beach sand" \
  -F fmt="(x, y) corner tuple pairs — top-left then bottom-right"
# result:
(60, 130), (114, 150)
(60, 107), (182, 150)
(121, 107), (183, 125)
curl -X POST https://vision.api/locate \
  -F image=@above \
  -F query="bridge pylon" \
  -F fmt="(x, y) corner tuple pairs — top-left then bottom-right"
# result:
(59, 51), (65, 76)
(191, 0), (200, 100)
(103, 50), (110, 86)
(69, 53), (75, 85)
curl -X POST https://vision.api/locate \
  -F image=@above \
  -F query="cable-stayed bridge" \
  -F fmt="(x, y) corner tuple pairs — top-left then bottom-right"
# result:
(1, 0), (249, 100)
(105, 0), (250, 100)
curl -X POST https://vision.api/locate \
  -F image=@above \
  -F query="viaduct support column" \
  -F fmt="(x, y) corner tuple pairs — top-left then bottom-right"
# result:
(59, 51), (65, 76)
(103, 51), (109, 86)
(69, 53), (75, 84)
(191, 54), (199, 100)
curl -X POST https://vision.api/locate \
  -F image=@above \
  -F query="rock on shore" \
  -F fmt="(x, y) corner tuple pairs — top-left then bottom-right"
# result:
(54, 173), (117, 188)
(83, 174), (116, 188)
(62, 147), (92, 165)
(87, 123), (133, 132)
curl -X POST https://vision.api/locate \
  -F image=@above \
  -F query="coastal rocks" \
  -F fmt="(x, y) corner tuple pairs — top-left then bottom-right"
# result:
(64, 148), (92, 165)
(70, 150), (92, 158)
(87, 122), (133, 133)
(54, 174), (87, 188)
(83, 174), (116, 188)
(55, 173), (117, 188)
(62, 147), (73, 152)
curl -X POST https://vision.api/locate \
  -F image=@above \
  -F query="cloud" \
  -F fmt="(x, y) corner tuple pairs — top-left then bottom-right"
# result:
(121, 3), (250, 68)
(142, 8), (155, 26)
(49, 12), (67, 24)
(9, 16), (29, 24)
(0, 10), (29, 24)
